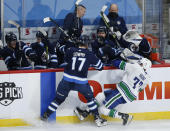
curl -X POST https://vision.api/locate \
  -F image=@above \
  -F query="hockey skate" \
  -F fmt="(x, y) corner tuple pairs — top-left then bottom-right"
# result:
(74, 107), (90, 121)
(94, 114), (107, 127)
(118, 112), (133, 126)
(41, 112), (50, 122)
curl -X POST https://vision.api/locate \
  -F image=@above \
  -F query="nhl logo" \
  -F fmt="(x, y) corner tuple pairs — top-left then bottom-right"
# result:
(0, 82), (23, 106)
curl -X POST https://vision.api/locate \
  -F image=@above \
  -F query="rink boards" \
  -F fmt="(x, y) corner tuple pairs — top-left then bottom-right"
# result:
(0, 66), (170, 127)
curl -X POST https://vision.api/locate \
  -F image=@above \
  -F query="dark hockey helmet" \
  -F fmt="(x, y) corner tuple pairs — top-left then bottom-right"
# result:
(36, 31), (45, 39)
(97, 26), (107, 34)
(5, 32), (17, 44)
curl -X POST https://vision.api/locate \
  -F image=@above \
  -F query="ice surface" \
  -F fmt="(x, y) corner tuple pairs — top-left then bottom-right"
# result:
(1, 119), (170, 131)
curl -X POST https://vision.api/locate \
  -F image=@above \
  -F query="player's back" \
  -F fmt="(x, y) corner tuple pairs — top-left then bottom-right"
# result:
(63, 47), (103, 84)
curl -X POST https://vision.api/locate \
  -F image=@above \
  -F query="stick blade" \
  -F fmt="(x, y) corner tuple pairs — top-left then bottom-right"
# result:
(75, 0), (83, 5)
(43, 17), (51, 23)
(8, 20), (20, 28)
(101, 5), (108, 12)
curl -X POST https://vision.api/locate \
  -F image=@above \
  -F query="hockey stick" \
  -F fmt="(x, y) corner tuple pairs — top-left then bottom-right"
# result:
(43, 17), (74, 43)
(37, 27), (49, 66)
(8, 20), (22, 67)
(8, 20), (21, 40)
(75, 0), (83, 12)
(75, 0), (83, 6)
(100, 5), (121, 47)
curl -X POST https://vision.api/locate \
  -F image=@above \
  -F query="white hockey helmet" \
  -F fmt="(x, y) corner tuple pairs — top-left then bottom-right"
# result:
(123, 30), (143, 46)
(138, 58), (152, 70)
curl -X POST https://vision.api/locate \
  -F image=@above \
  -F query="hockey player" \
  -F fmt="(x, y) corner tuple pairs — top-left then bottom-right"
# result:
(30, 31), (58, 69)
(41, 41), (107, 127)
(91, 26), (121, 64)
(0, 32), (36, 70)
(121, 30), (152, 59)
(74, 57), (152, 126)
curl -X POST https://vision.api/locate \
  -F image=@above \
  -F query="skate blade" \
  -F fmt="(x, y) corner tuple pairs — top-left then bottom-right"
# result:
(126, 115), (133, 126)
(74, 109), (84, 121)
(96, 121), (108, 127)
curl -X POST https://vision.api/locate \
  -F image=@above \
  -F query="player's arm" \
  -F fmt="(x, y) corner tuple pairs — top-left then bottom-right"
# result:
(111, 59), (126, 70)
(1, 50), (19, 70)
(90, 52), (104, 71)
(64, 47), (74, 63)
(19, 41), (37, 62)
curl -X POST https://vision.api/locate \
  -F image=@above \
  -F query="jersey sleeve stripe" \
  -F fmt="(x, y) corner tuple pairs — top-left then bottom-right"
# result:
(94, 60), (101, 67)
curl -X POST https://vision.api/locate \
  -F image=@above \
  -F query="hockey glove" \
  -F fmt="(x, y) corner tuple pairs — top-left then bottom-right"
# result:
(28, 52), (38, 62)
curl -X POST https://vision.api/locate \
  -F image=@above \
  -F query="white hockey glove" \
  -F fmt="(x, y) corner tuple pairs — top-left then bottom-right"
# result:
(109, 27), (121, 40)
(115, 31), (122, 40)
(120, 48), (142, 63)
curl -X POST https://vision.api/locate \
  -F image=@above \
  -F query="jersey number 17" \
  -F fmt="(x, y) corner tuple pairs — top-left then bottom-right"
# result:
(72, 57), (86, 71)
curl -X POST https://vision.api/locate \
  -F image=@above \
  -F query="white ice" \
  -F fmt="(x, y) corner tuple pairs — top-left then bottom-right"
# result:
(1, 119), (170, 131)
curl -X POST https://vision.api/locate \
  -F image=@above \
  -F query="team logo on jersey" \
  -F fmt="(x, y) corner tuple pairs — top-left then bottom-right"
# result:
(0, 82), (23, 106)
(117, 21), (121, 25)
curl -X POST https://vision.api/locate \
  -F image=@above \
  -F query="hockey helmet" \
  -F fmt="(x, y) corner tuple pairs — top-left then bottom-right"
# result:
(97, 26), (107, 34)
(5, 32), (17, 44)
(138, 58), (152, 70)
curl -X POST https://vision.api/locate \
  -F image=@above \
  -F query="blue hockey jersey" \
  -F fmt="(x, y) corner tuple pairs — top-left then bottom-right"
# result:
(63, 47), (103, 84)
(1, 41), (32, 70)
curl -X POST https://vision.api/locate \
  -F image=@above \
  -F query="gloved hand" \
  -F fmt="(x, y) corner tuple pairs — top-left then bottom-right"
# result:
(108, 29), (121, 40)
(115, 47), (124, 56)
(114, 31), (122, 40)
(28, 52), (38, 62)
(41, 52), (48, 63)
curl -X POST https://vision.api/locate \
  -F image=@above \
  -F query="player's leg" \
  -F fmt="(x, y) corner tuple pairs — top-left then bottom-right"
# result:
(76, 83), (107, 127)
(41, 79), (71, 121)
(74, 106), (90, 121)
(101, 88), (133, 125)
(74, 92), (105, 121)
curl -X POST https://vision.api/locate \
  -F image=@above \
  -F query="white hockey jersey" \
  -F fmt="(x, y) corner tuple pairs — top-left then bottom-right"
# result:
(117, 62), (150, 103)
